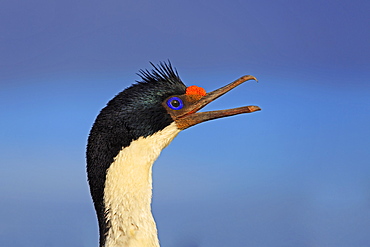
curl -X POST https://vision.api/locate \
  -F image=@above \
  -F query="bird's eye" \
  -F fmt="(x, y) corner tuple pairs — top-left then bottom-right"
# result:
(167, 97), (184, 110)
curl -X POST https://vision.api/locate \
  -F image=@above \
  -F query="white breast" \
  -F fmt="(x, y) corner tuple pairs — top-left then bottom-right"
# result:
(104, 122), (181, 247)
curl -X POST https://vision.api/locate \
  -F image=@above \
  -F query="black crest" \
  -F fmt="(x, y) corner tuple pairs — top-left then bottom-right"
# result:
(137, 61), (182, 85)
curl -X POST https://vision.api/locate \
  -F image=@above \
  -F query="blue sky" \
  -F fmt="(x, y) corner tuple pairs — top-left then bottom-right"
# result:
(0, 0), (369, 246)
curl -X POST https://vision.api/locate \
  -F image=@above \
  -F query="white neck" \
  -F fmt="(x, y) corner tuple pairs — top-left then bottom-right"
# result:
(103, 122), (181, 247)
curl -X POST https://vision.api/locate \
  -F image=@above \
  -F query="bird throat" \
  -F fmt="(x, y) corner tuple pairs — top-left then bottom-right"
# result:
(103, 122), (181, 247)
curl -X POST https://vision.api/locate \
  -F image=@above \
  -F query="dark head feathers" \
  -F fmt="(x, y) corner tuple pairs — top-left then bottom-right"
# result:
(113, 61), (186, 112)
(87, 62), (187, 161)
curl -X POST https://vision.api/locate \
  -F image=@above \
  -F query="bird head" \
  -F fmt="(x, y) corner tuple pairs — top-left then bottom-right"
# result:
(98, 62), (260, 142)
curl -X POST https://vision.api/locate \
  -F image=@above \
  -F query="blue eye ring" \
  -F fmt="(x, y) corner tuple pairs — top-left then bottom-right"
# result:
(167, 97), (184, 110)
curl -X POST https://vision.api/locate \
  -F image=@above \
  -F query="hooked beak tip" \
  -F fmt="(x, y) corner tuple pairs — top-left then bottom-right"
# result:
(248, 105), (261, 112)
(241, 75), (258, 83)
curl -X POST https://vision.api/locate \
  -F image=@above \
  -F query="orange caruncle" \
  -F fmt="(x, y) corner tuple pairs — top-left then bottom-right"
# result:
(186, 85), (207, 96)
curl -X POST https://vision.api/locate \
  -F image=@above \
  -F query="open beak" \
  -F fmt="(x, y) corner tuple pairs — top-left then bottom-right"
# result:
(171, 75), (261, 130)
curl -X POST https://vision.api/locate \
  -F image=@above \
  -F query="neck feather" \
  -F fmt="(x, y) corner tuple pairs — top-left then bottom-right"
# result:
(103, 122), (180, 247)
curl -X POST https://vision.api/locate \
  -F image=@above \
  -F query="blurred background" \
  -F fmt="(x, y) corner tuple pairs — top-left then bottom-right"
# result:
(1, 0), (369, 246)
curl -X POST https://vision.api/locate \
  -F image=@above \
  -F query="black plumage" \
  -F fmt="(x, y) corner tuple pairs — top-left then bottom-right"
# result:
(86, 62), (186, 246)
